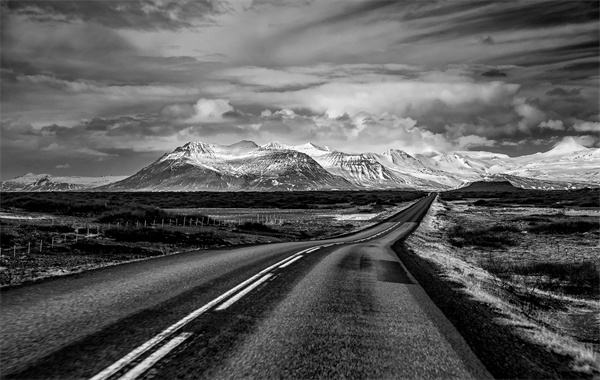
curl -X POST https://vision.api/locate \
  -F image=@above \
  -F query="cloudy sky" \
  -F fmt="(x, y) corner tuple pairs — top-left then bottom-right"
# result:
(1, 0), (598, 179)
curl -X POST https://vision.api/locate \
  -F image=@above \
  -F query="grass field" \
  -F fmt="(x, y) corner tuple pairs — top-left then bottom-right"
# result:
(0, 192), (416, 286)
(404, 196), (600, 376)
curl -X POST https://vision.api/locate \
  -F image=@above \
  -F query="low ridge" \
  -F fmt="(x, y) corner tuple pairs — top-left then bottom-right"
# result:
(453, 180), (522, 192)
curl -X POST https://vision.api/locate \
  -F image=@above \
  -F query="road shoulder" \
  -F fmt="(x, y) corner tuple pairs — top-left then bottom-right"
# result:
(392, 240), (589, 379)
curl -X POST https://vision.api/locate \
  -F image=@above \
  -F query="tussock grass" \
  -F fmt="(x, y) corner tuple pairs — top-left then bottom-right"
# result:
(1, 190), (425, 212)
(97, 204), (168, 224)
(441, 188), (600, 208)
(448, 224), (519, 249)
(1, 196), (109, 215)
(404, 198), (600, 376)
(104, 227), (222, 245)
(528, 220), (599, 234)
(483, 259), (600, 297)
(237, 222), (276, 233)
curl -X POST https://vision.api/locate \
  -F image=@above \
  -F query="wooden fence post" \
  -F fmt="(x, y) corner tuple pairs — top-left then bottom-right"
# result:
(28, 242), (31, 255)
(40, 241), (42, 253)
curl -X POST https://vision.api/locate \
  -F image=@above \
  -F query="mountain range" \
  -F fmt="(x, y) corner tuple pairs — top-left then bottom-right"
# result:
(2, 137), (598, 192)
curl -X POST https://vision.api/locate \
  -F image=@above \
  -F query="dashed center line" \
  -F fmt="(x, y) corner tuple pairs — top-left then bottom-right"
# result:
(90, 222), (405, 380)
(119, 333), (192, 380)
(278, 255), (303, 268)
(216, 274), (274, 310)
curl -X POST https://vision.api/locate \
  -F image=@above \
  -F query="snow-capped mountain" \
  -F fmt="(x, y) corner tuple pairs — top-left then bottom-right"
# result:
(504, 137), (600, 185)
(101, 141), (352, 191)
(0, 173), (126, 192)
(3, 137), (598, 192)
(312, 151), (445, 189)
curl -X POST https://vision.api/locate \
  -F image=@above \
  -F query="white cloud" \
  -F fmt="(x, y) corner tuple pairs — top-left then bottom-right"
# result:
(455, 135), (496, 148)
(538, 119), (564, 130)
(161, 98), (236, 123)
(56, 163), (70, 169)
(214, 67), (323, 88)
(573, 135), (599, 147)
(514, 100), (546, 132)
(573, 121), (600, 132)
(191, 98), (234, 121)
(231, 80), (520, 119)
(76, 147), (113, 156)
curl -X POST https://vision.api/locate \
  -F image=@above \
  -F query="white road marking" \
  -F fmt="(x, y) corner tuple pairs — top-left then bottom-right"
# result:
(89, 248), (314, 380)
(91, 220), (412, 380)
(118, 332), (192, 380)
(215, 274), (273, 310)
(278, 255), (303, 268)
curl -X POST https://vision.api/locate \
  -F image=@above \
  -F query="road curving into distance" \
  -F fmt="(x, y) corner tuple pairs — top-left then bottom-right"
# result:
(2, 194), (492, 379)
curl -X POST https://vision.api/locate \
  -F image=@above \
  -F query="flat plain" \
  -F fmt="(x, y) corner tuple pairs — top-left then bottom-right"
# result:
(0, 191), (421, 286)
(404, 191), (599, 377)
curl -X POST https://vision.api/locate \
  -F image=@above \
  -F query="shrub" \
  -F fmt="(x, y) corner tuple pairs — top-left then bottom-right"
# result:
(482, 260), (600, 296)
(35, 225), (74, 233)
(0, 231), (17, 247)
(97, 204), (168, 224)
(448, 224), (519, 249)
(514, 261), (599, 288)
(2, 195), (109, 215)
(528, 220), (599, 234)
(104, 227), (222, 245)
(237, 222), (276, 233)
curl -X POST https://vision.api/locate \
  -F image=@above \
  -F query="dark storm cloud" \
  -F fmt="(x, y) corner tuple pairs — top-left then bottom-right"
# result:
(546, 87), (582, 97)
(297, 0), (395, 30)
(0, 19), (215, 86)
(442, 0), (598, 34)
(476, 36), (495, 45)
(4, 0), (227, 30)
(481, 69), (506, 77)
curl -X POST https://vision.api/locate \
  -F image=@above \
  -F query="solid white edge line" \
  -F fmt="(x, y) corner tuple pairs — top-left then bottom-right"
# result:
(278, 255), (303, 268)
(215, 274), (273, 310)
(89, 248), (312, 380)
(118, 332), (192, 380)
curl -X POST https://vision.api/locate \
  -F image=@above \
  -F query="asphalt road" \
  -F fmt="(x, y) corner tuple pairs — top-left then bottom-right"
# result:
(2, 194), (491, 379)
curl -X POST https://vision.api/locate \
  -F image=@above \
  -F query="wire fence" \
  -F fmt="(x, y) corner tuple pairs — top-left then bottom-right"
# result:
(0, 213), (298, 258)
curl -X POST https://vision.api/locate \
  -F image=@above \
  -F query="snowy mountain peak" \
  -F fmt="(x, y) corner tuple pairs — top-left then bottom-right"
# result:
(262, 141), (289, 150)
(177, 141), (216, 155)
(294, 142), (330, 151)
(10, 173), (51, 183)
(223, 140), (260, 153)
(544, 137), (588, 156)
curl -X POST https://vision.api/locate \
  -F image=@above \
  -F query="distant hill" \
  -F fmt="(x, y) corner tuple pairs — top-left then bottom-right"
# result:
(451, 180), (522, 192)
